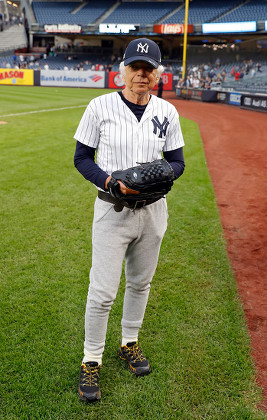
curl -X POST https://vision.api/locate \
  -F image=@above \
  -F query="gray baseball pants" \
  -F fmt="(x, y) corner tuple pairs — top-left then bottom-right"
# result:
(84, 196), (168, 360)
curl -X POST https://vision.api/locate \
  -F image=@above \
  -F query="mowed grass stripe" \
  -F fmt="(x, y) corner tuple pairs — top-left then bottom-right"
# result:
(0, 86), (265, 419)
(0, 86), (113, 115)
(0, 104), (88, 117)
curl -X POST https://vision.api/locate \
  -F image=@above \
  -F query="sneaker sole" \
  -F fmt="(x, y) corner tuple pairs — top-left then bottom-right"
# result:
(118, 352), (151, 376)
(78, 388), (101, 403)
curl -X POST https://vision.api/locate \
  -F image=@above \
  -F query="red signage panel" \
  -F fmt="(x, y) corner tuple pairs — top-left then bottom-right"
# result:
(153, 73), (173, 91)
(109, 71), (125, 89)
(153, 24), (194, 34)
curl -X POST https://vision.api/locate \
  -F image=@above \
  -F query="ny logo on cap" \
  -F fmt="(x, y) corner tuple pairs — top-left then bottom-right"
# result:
(137, 42), (149, 54)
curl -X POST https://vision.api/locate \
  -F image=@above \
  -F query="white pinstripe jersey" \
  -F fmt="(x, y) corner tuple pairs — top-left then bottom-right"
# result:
(74, 92), (184, 174)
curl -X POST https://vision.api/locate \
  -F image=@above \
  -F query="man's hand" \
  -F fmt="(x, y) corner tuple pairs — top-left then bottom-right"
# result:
(105, 176), (139, 195)
(107, 159), (175, 201)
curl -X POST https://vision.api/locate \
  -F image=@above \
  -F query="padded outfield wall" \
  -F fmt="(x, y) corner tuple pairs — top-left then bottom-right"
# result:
(176, 87), (267, 113)
(0, 68), (173, 91)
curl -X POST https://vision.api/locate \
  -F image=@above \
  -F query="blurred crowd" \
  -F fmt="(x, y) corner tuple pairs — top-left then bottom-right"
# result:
(1, 47), (266, 87)
(176, 59), (264, 89)
(0, 15), (23, 31)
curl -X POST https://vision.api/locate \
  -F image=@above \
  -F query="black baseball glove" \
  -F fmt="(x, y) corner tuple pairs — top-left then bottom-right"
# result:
(107, 159), (175, 202)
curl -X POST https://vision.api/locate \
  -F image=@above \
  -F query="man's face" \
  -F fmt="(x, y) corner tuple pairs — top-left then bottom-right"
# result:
(124, 61), (159, 94)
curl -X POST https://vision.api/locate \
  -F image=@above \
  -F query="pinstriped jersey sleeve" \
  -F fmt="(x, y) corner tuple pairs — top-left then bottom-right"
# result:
(162, 103), (184, 152)
(73, 102), (100, 148)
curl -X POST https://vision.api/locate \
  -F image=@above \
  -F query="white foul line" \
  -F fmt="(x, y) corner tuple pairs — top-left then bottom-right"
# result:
(0, 104), (88, 118)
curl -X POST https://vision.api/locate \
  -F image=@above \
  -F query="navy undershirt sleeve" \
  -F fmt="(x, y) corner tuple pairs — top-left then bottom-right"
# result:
(74, 140), (185, 188)
(74, 141), (108, 190)
(163, 148), (185, 179)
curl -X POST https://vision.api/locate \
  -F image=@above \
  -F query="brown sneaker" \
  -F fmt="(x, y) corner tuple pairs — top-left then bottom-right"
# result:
(78, 361), (101, 402)
(118, 342), (151, 376)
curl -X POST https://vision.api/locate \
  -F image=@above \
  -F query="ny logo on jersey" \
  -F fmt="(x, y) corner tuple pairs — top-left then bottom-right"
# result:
(137, 42), (149, 54)
(151, 116), (170, 138)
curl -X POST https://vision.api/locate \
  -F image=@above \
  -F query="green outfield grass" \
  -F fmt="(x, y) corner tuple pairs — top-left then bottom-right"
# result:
(0, 86), (265, 419)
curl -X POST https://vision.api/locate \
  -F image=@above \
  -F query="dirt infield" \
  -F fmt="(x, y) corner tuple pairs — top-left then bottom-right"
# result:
(164, 92), (267, 410)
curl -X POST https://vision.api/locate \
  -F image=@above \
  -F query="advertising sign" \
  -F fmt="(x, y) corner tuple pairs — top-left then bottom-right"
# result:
(241, 94), (267, 113)
(229, 92), (242, 106)
(153, 24), (194, 34)
(109, 71), (125, 89)
(202, 21), (256, 34)
(0, 68), (34, 85)
(217, 91), (230, 104)
(99, 24), (139, 33)
(40, 70), (105, 88)
(190, 89), (202, 101)
(154, 73), (173, 91)
(108, 72), (173, 90)
(44, 24), (81, 33)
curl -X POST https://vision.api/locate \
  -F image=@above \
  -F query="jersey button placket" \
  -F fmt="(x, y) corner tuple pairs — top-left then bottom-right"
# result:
(136, 130), (143, 164)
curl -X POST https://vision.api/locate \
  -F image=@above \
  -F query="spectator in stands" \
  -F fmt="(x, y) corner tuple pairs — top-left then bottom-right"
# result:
(204, 77), (212, 89)
(165, 64), (173, 72)
(176, 78), (184, 88)
(192, 76), (200, 88)
(185, 75), (191, 88)
(231, 66), (236, 77)
(215, 73), (222, 83)
(244, 61), (250, 75)
(198, 77), (204, 89)
(235, 70), (240, 81)
(221, 68), (226, 82)
(239, 68), (244, 79)
(208, 67), (215, 79)
(256, 63), (262, 73)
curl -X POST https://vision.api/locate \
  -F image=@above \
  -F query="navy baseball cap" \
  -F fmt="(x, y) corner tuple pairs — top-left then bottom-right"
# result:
(123, 38), (161, 69)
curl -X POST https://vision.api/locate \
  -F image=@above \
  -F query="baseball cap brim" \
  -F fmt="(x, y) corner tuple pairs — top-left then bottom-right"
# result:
(124, 56), (159, 68)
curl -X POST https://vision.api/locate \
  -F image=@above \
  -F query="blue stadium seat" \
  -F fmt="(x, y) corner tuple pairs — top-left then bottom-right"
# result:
(31, 0), (267, 26)
(164, 0), (241, 24)
(32, 1), (114, 25)
(102, 2), (178, 25)
(214, 0), (267, 22)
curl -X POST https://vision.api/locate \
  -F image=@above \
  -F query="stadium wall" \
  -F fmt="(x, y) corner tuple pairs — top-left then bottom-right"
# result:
(0, 68), (173, 90)
(1, 68), (266, 113)
(175, 87), (267, 113)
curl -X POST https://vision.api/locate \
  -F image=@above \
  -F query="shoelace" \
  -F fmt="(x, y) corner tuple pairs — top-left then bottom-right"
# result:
(124, 343), (145, 362)
(81, 364), (100, 387)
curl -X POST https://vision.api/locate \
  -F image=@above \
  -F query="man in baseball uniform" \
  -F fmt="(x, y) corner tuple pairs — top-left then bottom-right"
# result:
(74, 38), (185, 402)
